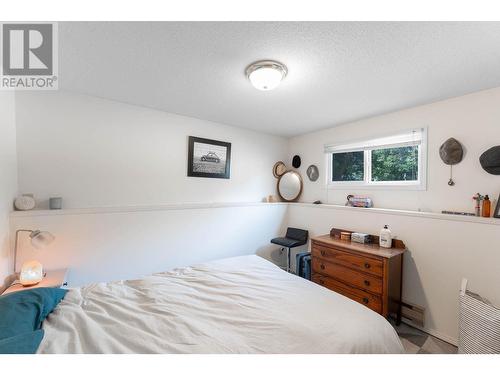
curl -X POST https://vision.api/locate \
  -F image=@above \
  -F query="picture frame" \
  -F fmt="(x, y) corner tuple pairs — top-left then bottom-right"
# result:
(494, 194), (500, 219)
(187, 136), (231, 179)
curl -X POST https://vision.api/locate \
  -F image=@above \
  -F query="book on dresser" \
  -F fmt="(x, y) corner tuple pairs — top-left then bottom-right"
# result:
(311, 228), (406, 324)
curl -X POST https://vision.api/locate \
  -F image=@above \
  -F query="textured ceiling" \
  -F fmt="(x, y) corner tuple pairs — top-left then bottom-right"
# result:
(59, 22), (500, 137)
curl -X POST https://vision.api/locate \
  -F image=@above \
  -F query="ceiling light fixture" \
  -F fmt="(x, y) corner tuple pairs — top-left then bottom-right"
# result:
(245, 60), (287, 91)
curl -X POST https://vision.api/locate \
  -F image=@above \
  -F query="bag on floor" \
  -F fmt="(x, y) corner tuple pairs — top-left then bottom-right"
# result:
(296, 252), (311, 280)
(458, 278), (500, 354)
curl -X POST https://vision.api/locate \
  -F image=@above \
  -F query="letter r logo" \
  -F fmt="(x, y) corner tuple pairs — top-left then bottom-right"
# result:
(2, 23), (53, 75)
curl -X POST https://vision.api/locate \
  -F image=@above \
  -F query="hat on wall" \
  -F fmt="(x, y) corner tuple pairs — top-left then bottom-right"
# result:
(292, 155), (301, 168)
(480, 146), (500, 175)
(439, 138), (464, 165)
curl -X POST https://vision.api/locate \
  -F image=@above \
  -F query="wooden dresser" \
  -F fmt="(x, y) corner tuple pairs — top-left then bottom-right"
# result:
(311, 229), (405, 323)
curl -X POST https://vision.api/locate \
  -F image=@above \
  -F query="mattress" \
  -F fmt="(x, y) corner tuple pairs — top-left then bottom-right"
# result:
(38, 255), (404, 353)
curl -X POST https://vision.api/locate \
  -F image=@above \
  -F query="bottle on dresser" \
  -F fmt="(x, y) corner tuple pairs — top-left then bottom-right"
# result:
(379, 225), (392, 248)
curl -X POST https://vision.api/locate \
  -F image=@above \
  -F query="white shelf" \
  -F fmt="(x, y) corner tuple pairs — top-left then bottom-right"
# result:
(10, 201), (287, 217)
(290, 202), (500, 226)
(10, 201), (500, 226)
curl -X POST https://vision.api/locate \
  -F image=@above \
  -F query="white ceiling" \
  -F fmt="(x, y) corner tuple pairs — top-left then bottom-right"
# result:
(59, 22), (500, 137)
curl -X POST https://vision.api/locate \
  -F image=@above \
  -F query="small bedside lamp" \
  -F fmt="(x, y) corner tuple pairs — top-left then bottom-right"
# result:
(14, 229), (55, 286)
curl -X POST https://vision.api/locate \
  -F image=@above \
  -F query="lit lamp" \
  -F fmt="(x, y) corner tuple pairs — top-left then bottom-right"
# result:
(246, 60), (287, 91)
(14, 229), (55, 286)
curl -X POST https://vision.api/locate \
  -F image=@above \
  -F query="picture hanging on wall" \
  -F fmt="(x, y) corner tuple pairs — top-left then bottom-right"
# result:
(187, 136), (231, 179)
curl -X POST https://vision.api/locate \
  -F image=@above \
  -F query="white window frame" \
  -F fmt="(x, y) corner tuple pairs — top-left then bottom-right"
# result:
(325, 128), (427, 190)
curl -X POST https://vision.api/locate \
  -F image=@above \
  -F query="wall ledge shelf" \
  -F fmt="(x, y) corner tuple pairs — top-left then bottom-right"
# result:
(290, 202), (500, 226)
(10, 201), (500, 226)
(10, 202), (288, 218)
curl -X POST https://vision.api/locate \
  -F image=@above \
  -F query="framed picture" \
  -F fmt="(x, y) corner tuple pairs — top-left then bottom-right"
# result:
(187, 136), (231, 179)
(494, 194), (500, 218)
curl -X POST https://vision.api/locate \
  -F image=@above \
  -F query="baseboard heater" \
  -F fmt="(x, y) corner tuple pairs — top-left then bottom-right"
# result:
(400, 300), (425, 327)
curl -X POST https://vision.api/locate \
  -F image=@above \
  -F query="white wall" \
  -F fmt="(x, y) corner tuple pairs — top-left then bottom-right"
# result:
(15, 91), (288, 209)
(11, 203), (288, 287)
(11, 91), (290, 289)
(288, 87), (500, 213)
(286, 87), (500, 344)
(11, 87), (500, 346)
(0, 92), (18, 291)
(288, 204), (500, 344)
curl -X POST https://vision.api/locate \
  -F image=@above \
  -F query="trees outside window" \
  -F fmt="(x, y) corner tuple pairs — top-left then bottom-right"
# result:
(327, 129), (426, 189)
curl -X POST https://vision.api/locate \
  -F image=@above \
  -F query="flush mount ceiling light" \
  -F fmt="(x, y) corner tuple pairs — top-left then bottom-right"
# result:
(245, 60), (287, 91)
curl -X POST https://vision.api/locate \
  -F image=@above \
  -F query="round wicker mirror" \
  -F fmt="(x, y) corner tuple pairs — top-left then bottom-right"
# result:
(277, 171), (303, 202)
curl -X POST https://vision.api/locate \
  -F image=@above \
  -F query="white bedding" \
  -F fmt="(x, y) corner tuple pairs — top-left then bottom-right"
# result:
(38, 255), (404, 353)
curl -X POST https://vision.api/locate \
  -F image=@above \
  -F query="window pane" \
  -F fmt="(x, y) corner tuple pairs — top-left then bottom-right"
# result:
(332, 151), (364, 181)
(371, 146), (418, 182)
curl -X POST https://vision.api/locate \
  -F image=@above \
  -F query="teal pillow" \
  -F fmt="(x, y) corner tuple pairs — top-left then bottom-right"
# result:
(0, 287), (67, 353)
(0, 330), (44, 354)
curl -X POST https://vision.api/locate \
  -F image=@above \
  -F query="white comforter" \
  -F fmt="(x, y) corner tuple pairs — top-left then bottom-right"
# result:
(38, 255), (404, 353)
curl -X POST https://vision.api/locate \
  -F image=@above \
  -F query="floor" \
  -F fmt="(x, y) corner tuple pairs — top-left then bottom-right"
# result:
(393, 321), (458, 354)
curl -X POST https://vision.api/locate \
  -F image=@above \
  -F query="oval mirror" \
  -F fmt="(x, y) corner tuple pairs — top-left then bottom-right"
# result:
(277, 171), (303, 202)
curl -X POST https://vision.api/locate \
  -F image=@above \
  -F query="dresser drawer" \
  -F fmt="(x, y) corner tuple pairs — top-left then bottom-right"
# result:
(312, 243), (383, 277)
(313, 274), (382, 314)
(312, 258), (383, 295)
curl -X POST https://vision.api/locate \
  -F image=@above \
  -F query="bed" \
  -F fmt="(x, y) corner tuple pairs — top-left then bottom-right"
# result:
(38, 255), (404, 353)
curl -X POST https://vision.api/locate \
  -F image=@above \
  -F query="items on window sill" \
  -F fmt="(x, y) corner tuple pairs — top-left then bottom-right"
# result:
(472, 193), (484, 217)
(495, 194), (500, 219)
(482, 195), (491, 218)
(265, 195), (280, 203)
(14, 194), (36, 211)
(345, 195), (373, 208)
(49, 197), (63, 210)
(441, 211), (476, 217)
(442, 193), (495, 218)
(379, 225), (392, 248)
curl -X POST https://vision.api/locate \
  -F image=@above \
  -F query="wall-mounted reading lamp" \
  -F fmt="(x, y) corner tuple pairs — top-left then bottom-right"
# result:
(14, 229), (55, 286)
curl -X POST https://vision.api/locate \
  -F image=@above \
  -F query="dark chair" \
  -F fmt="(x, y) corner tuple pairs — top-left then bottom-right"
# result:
(271, 227), (309, 273)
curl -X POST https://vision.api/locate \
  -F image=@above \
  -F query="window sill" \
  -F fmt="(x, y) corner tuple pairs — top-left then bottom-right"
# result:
(290, 203), (500, 226)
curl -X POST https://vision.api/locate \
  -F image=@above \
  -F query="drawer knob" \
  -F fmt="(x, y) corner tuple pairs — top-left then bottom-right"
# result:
(364, 280), (370, 286)
(320, 264), (325, 270)
(319, 279), (324, 285)
(363, 297), (369, 304)
(364, 263), (371, 269)
(320, 250), (326, 256)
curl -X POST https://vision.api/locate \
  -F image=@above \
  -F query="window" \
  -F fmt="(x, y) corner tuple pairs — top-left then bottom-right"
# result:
(331, 151), (364, 182)
(325, 128), (426, 189)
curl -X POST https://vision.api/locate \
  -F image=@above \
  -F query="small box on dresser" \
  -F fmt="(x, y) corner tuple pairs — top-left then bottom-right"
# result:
(311, 229), (406, 324)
